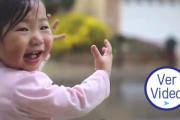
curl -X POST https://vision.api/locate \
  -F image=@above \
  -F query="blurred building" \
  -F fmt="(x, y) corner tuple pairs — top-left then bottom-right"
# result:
(72, 0), (180, 36)
(72, 0), (120, 35)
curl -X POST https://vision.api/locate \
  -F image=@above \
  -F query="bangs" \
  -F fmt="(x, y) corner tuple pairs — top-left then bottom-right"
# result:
(0, 0), (40, 39)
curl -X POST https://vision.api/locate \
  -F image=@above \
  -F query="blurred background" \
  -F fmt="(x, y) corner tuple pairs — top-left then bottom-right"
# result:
(42, 0), (180, 120)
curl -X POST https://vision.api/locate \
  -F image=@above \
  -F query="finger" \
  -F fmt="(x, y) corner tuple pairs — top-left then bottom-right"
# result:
(51, 19), (59, 32)
(104, 39), (112, 55)
(47, 14), (51, 19)
(102, 47), (106, 53)
(91, 45), (101, 60)
(53, 34), (66, 40)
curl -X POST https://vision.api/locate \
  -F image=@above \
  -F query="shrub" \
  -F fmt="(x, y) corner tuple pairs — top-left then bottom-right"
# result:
(49, 13), (110, 58)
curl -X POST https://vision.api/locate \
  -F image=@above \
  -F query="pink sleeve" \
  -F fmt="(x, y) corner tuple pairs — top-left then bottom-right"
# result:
(11, 70), (110, 119)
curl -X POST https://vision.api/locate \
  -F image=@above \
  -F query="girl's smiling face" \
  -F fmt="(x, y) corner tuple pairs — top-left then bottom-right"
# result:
(0, 1), (53, 71)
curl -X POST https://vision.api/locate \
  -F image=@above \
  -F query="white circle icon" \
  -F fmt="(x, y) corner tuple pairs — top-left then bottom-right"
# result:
(145, 67), (180, 110)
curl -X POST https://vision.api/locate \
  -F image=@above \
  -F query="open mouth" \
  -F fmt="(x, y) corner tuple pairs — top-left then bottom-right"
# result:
(23, 51), (42, 60)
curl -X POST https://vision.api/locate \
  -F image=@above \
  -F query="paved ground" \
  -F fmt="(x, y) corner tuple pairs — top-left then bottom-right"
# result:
(41, 60), (180, 120)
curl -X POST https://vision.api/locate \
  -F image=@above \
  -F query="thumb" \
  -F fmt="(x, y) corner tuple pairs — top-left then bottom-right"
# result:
(91, 45), (101, 60)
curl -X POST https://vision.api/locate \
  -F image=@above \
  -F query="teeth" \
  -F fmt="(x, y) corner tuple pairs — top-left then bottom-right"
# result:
(33, 52), (39, 55)
(31, 54), (37, 58)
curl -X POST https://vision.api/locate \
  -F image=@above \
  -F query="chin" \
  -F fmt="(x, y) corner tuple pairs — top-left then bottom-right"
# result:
(27, 67), (39, 71)
(20, 62), (41, 71)
(23, 66), (39, 71)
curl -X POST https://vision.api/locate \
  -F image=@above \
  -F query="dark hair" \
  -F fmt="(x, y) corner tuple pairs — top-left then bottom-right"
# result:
(0, 0), (40, 39)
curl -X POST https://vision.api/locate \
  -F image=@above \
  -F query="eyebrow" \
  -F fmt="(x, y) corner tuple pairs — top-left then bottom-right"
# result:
(21, 18), (48, 23)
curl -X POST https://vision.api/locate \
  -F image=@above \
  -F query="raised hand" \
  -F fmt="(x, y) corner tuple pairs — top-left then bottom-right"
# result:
(47, 14), (66, 40)
(43, 14), (66, 61)
(91, 39), (113, 77)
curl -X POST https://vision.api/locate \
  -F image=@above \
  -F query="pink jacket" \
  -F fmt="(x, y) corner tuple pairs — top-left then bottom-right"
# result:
(0, 61), (110, 120)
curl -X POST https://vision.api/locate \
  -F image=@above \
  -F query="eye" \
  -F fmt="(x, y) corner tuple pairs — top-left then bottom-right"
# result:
(40, 26), (49, 30)
(17, 28), (28, 31)
(17, 28), (28, 32)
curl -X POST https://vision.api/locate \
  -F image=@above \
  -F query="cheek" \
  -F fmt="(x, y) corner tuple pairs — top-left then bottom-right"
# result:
(41, 34), (53, 58)
(4, 36), (27, 60)
(43, 34), (53, 49)
(3, 43), (25, 67)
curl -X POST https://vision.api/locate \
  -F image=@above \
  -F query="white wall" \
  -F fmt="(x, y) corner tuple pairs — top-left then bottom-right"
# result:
(120, 0), (180, 44)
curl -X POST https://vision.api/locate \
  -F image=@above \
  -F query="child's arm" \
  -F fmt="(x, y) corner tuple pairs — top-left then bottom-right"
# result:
(11, 70), (109, 119)
(11, 40), (112, 119)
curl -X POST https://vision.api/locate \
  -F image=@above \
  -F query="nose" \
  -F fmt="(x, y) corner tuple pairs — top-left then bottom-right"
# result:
(30, 32), (44, 46)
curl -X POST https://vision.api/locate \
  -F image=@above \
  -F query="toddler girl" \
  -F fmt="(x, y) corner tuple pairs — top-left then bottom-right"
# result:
(0, 0), (113, 120)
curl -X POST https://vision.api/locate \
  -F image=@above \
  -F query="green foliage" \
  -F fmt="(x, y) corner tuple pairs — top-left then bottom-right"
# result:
(49, 13), (110, 58)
